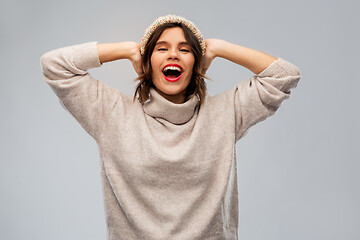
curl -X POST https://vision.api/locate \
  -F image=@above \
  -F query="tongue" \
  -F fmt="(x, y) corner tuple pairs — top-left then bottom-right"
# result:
(168, 73), (178, 78)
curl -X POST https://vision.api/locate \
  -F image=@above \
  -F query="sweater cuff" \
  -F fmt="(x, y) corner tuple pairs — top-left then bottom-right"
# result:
(257, 58), (300, 78)
(70, 41), (102, 70)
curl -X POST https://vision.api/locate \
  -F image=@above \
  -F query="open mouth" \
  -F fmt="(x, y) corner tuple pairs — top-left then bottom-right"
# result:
(162, 65), (183, 82)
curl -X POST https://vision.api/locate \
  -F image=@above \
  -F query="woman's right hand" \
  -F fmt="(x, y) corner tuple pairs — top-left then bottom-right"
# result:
(128, 42), (143, 77)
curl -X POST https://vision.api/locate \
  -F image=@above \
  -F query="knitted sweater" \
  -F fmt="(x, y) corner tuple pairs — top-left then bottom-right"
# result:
(40, 42), (301, 240)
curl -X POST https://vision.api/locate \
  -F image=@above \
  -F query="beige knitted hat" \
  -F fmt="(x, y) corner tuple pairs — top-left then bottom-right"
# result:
(140, 14), (205, 56)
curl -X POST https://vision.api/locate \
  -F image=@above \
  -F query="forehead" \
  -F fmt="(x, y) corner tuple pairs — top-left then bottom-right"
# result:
(157, 27), (187, 43)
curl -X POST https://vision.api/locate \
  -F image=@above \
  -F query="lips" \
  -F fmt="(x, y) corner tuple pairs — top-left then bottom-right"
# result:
(162, 64), (183, 82)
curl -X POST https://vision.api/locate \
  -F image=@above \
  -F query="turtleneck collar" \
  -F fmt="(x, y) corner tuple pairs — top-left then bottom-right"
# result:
(142, 88), (200, 125)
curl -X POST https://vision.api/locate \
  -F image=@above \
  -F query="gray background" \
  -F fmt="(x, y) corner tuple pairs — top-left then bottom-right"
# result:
(1, 0), (359, 239)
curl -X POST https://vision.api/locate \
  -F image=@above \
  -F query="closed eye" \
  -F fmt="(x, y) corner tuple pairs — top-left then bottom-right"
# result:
(157, 48), (190, 52)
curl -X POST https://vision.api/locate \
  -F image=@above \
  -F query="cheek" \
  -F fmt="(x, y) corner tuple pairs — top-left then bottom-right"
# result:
(188, 55), (195, 70)
(187, 60), (195, 76)
(150, 56), (161, 74)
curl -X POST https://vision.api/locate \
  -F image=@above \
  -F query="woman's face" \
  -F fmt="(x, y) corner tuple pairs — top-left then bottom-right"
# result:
(150, 27), (195, 104)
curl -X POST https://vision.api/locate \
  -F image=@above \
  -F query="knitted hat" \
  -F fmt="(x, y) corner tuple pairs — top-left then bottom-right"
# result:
(140, 14), (206, 56)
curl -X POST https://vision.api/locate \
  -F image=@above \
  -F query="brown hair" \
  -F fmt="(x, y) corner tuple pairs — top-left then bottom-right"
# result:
(133, 23), (207, 104)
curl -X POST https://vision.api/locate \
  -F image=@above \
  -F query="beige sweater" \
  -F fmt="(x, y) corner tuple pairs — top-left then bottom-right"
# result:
(40, 42), (301, 240)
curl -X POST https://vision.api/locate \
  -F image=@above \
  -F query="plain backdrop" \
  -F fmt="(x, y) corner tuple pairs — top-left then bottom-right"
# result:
(1, 0), (359, 239)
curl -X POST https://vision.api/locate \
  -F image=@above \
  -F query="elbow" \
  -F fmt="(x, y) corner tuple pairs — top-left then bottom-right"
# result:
(40, 50), (65, 80)
(289, 66), (302, 88)
(40, 52), (53, 74)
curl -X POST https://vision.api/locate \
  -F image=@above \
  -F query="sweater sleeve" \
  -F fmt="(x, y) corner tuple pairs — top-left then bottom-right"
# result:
(234, 58), (301, 141)
(40, 42), (121, 140)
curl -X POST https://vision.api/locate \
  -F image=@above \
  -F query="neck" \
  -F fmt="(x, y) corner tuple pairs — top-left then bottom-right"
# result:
(155, 88), (187, 104)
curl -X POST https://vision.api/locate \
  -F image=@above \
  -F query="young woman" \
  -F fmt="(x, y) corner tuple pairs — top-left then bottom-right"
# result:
(41, 15), (301, 240)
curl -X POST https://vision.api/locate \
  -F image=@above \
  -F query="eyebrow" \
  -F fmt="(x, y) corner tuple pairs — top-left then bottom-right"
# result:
(155, 41), (190, 46)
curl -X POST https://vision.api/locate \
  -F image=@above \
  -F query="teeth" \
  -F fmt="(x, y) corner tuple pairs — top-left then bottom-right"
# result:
(163, 66), (182, 72)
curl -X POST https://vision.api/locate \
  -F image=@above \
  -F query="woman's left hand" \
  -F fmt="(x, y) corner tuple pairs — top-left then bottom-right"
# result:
(201, 39), (220, 75)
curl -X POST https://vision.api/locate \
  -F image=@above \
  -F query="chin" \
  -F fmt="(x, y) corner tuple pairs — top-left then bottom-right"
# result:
(158, 87), (186, 96)
(154, 81), (187, 95)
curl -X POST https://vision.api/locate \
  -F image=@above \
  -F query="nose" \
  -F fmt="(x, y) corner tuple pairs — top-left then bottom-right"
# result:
(167, 48), (179, 60)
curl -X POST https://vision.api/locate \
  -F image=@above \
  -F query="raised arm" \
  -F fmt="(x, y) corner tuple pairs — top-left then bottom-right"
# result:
(202, 39), (301, 141)
(201, 39), (278, 75)
(97, 42), (143, 76)
(40, 41), (141, 139)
